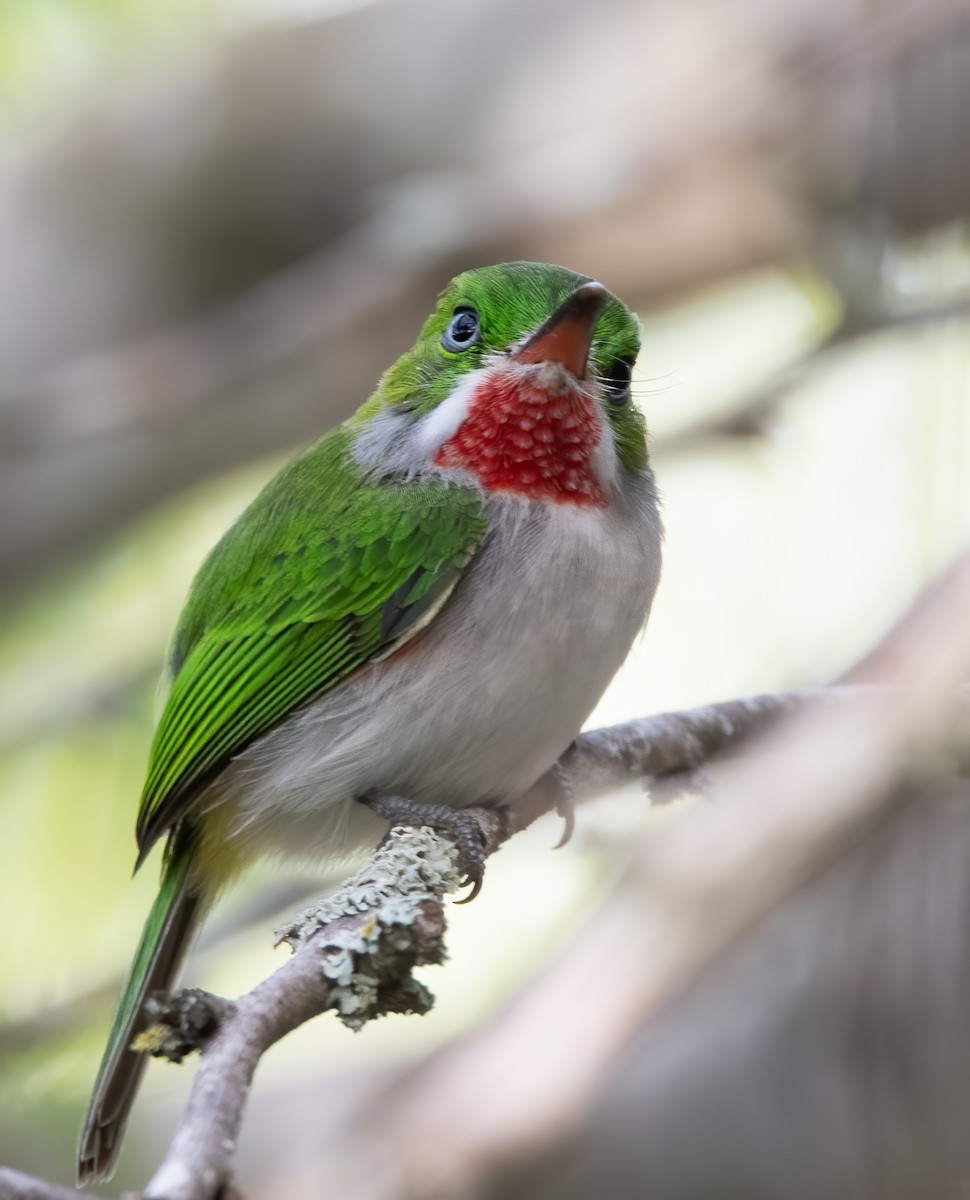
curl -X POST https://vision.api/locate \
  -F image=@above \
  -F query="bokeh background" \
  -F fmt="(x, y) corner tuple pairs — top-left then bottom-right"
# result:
(1, 0), (969, 1193)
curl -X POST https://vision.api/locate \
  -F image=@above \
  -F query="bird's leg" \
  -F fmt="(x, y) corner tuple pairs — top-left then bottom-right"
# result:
(358, 793), (505, 902)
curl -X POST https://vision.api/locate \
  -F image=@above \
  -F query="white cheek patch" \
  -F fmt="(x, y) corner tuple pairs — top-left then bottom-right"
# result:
(351, 367), (490, 483)
(413, 366), (489, 459)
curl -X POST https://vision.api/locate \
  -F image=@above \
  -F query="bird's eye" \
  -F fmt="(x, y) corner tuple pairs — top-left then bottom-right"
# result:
(603, 356), (633, 405)
(441, 307), (481, 353)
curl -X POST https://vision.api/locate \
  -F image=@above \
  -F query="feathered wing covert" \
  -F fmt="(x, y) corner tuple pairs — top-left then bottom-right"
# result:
(137, 425), (486, 861)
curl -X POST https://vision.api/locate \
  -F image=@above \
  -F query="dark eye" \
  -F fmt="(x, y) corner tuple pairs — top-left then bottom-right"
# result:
(441, 307), (481, 353)
(603, 356), (633, 405)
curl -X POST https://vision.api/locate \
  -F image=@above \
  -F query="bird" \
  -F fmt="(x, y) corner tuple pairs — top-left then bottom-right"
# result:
(77, 260), (663, 1184)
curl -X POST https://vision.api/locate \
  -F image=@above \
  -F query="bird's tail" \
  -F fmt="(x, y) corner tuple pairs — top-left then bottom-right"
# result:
(77, 830), (203, 1185)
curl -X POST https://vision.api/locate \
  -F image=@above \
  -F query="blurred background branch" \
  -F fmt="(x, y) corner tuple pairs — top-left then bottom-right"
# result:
(2, 0), (969, 597)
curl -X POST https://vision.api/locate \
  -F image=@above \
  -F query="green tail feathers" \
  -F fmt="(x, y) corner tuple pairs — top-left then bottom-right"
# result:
(77, 834), (202, 1186)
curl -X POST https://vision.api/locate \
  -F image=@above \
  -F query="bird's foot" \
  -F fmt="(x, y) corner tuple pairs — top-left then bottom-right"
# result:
(551, 757), (576, 849)
(358, 793), (501, 902)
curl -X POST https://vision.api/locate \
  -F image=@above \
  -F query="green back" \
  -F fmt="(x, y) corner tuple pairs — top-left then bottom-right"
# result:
(136, 425), (484, 861)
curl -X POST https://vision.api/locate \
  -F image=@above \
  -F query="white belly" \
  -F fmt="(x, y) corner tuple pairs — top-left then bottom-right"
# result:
(211, 481), (661, 867)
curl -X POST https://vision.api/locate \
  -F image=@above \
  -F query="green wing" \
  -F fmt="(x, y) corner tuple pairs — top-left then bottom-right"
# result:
(135, 426), (485, 864)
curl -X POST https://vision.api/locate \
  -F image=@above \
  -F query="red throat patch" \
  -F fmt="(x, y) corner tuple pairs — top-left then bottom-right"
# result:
(434, 370), (607, 507)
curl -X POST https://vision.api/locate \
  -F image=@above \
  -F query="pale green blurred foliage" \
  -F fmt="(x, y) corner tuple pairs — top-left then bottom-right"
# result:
(0, 0), (969, 1192)
(0, 0), (211, 129)
(0, 0), (364, 133)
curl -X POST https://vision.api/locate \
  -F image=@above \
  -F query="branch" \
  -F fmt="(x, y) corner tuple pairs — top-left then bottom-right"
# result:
(5, 546), (970, 1197)
(131, 689), (814, 1200)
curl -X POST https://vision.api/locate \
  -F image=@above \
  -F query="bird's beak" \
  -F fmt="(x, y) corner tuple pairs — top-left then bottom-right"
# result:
(511, 281), (609, 380)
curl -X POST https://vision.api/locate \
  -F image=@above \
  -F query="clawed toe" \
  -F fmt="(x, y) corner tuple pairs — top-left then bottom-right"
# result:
(358, 792), (491, 901)
(454, 832), (487, 902)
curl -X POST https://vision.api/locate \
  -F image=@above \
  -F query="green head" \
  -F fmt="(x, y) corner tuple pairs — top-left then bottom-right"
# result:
(354, 261), (648, 504)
